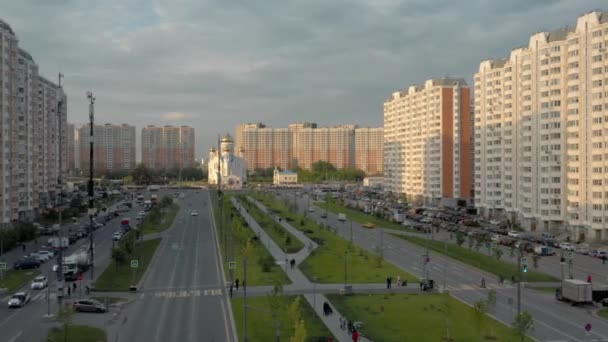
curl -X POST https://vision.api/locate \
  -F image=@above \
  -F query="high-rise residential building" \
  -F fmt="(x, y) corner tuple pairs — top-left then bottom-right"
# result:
(79, 124), (136, 174)
(67, 123), (76, 173)
(474, 11), (608, 240)
(0, 19), (67, 223)
(73, 127), (80, 172)
(355, 127), (384, 175)
(384, 77), (473, 204)
(142, 125), (195, 170)
(236, 122), (378, 173)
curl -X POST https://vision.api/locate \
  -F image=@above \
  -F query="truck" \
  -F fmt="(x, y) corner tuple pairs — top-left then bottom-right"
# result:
(148, 185), (160, 191)
(337, 213), (346, 222)
(63, 246), (92, 281)
(556, 279), (593, 305)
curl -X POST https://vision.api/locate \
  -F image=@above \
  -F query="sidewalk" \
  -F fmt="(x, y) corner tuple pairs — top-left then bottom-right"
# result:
(233, 197), (371, 342)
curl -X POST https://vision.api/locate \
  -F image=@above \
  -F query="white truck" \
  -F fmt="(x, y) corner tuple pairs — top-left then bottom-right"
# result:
(63, 246), (92, 281)
(148, 185), (160, 191)
(337, 213), (347, 222)
(556, 279), (593, 305)
(48, 237), (69, 249)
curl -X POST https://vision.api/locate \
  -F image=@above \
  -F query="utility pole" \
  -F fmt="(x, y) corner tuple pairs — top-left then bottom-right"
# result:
(243, 256), (248, 342)
(87, 91), (96, 280)
(349, 218), (353, 244)
(344, 250), (348, 287)
(217, 136), (225, 261)
(517, 248), (521, 316)
(55, 73), (64, 296)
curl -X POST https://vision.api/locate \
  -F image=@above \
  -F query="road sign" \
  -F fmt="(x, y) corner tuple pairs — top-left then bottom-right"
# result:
(131, 260), (139, 268)
(566, 251), (574, 260)
(490, 242), (497, 250)
(521, 257), (528, 265)
(228, 261), (236, 270)
(0, 262), (6, 270)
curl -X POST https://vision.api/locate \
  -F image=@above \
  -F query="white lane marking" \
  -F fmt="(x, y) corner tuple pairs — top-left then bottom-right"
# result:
(7, 330), (22, 342)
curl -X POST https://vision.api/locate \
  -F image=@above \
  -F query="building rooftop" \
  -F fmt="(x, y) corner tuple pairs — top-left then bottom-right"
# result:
(279, 170), (297, 175)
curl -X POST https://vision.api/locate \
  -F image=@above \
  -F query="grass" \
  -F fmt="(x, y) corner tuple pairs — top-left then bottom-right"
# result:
(93, 238), (161, 291)
(46, 325), (107, 342)
(328, 293), (533, 342)
(232, 295), (333, 341)
(210, 191), (290, 286)
(0, 269), (40, 293)
(252, 192), (417, 283)
(393, 235), (559, 282)
(315, 200), (417, 233)
(598, 309), (608, 319)
(141, 203), (179, 235)
(238, 195), (304, 253)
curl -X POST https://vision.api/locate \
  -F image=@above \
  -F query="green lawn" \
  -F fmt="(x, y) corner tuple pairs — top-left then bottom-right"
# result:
(232, 296), (333, 341)
(328, 293), (533, 342)
(142, 203), (179, 235)
(46, 325), (106, 342)
(252, 192), (417, 283)
(315, 200), (417, 233)
(598, 309), (608, 319)
(210, 192), (290, 286)
(393, 235), (558, 282)
(93, 238), (161, 291)
(0, 269), (40, 293)
(238, 195), (304, 253)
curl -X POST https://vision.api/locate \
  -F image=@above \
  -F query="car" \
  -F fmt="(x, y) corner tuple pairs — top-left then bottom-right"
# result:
(575, 245), (590, 255)
(8, 292), (30, 308)
(591, 250), (607, 259)
(112, 232), (123, 241)
(362, 223), (375, 229)
(308, 208), (314, 212)
(559, 242), (575, 251)
(507, 231), (520, 238)
(68, 233), (79, 244)
(31, 276), (48, 290)
(13, 258), (41, 270)
(73, 299), (107, 313)
(38, 250), (55, 259)
(320, 213), (327, 218)
(28, 252), (50, 263)
(191, 211), (198, 216)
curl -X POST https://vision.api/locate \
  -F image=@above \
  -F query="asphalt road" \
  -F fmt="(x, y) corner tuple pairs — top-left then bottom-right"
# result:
(279, 190), (608, 342)
(116, 190), (234, 342)
(0, 194), (142, 342)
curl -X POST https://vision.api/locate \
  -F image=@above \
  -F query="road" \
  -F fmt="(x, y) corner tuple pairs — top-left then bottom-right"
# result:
(279, 190), (608, 342)
(116, 189), (234, 342)
(0, 193), (141, 342)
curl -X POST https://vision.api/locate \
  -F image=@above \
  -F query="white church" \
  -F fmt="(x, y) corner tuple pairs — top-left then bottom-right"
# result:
(207, 134), (247, 189)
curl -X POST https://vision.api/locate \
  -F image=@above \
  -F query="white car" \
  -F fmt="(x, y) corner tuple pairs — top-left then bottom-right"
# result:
(8, 292), (30, 308)
(191, 211), (198, 216)
(560, 242), (575, 251)
(28, 252), (50, 263)
(31, 276), (48, 290)
(507, 231), (520, 238)
(38, 250), (55, 259)
(112, 232), (123, 241)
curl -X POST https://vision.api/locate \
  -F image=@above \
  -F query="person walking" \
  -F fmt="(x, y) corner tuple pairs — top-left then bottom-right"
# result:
(339, 316), (345, 330)
(290, 259), (295, 269)
(603, 255), (607, 265)
(587, 274), (592, 283)
(229, 284), (233, 298)
(21, 243), (25, 252)
(352, 329), (360, 342)
(235, 278), (239, 290)
(480, 277), (486, 288)
(499, 274), (504, 285)
(73, 282), (77, 292)
(386, 277), (390, 289)
(67, 286), (71, 297)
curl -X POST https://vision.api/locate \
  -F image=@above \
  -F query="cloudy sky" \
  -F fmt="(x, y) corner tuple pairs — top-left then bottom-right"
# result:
(3, 0), (606, 159)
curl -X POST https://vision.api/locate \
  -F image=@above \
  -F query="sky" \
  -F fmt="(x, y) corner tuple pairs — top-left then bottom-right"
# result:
(2, 0), (606, 160)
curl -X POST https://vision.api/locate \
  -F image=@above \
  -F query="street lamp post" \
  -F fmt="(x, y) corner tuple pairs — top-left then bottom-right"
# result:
(349, 219), (353, 244)
(344, 250), (348, 287)
(87, 91), (96, 281)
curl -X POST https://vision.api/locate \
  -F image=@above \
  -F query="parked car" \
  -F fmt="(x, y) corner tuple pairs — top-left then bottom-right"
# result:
(507, 231), (520, 238)
(575, 245), (590, 255)
(30, 276), (48, 290)
(13, 258), (41, 270)
(8, 292), (31, 308)
(191, 211), (198, 216)
(559, 242), (575, 251)
(37, 250), (55, 259)
(28, 252), (50, 263)
(591, 250), (607, 259)
(73, 299), (107, 313)
(112, 232), (123, 241)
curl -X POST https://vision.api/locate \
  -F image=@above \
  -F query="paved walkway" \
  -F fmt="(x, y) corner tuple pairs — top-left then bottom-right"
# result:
(233, 197), (371, 342)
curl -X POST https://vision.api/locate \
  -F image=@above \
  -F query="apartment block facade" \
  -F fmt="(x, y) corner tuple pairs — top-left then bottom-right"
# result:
(79, 124), (136, 174)
(0, 19), (67, 223)
(474, 11), (608, 240)
(142, 125), (195, 170)
(236, 122), (381, 173)
(384, 78), (473, 204)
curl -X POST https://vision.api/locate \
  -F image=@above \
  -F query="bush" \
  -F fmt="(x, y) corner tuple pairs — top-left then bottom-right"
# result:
(258, 255), (275, 272)
(111, 247), (127, 264)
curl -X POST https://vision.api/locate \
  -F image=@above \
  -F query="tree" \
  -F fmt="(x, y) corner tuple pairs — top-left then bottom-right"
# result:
(291, 320), (307, 342)
(513, 311), (534, 342)
(473, 299), (487, 341)
(131, 163), (155, 185)
(456, 232), (465, 247)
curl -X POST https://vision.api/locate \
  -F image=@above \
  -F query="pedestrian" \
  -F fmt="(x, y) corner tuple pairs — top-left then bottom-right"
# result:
(347, 320), (354, 335)
(85, 285), (90, 295)
(21, 243), (25, 252)
(397, 275), (401, 286)
(229, 284), (233, 298)
(352, 329), (360, 342)
(603, 255), (607, 265)
(511, 275), (516, 284)
(386, 277), (390, 289)
(235, 278), (239, 290)
(67, 287), (71, 297)
(285, 258), (289, 270)
(587, 274), (592, 283)
(339, 316), (345, 330)
(73, 282), (77, 291)
(499, 274), (504, 285)
(290, 259), (295, 269)
(480, 277), (486, 288)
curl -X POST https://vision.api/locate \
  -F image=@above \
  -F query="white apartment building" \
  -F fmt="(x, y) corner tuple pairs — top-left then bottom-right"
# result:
(474, 11), (608, 241)
(0, 19), (67, 223)
(384, 78), (473, 205)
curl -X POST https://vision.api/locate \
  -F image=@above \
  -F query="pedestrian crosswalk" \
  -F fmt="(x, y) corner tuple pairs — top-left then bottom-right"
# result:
(445, 283), (514, 292)
(30, 292), (56, 301)
(150, 288), (222, 299)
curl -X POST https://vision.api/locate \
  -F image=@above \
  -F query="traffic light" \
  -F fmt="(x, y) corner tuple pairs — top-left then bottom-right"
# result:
(523, 265), (528, 273)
